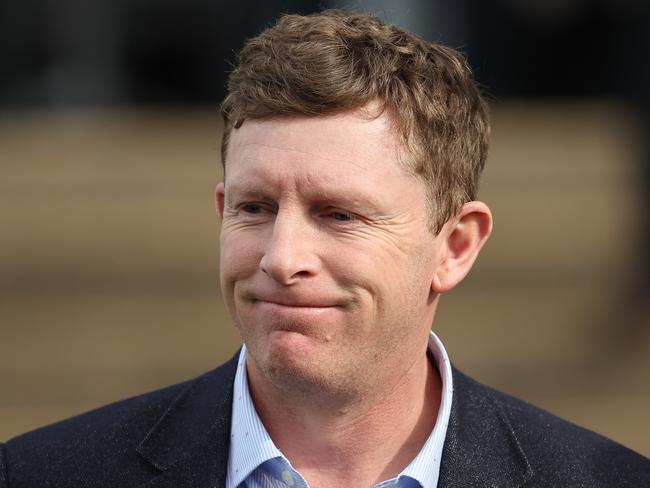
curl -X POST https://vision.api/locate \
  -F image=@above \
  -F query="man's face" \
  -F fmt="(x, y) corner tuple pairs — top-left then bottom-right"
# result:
(217, 110), (446, 400)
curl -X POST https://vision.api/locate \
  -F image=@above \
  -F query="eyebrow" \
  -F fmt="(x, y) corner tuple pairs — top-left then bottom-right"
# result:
(224, 183), (273, 203)
(308, 187), (381, 210)
(225, 180), (383, 212)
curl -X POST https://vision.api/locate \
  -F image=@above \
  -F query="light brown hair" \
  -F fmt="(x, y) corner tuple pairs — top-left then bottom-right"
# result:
(221, 9), (489, 233)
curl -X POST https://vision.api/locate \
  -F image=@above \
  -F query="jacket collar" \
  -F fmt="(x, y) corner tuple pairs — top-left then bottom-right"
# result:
(135, 352), (240, 488)
(438, 368), (533, 488)
(133, 355), (532, 488)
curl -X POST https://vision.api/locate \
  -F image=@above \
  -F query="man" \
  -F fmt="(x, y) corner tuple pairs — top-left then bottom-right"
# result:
(1, 9), (648, 488)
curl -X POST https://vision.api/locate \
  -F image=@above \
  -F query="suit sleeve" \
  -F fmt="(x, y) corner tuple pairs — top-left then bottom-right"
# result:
(0, 443), (8, 488)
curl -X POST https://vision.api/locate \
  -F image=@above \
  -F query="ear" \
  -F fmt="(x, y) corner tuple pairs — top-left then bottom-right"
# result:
(215, 182), (225, 220)
(432, 201), (492, 293)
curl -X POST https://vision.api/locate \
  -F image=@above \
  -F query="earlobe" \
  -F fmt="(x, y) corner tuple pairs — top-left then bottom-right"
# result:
(432, 273), (445, 294)
(215, 182), (225, 219)
(431, 201), (492, 293)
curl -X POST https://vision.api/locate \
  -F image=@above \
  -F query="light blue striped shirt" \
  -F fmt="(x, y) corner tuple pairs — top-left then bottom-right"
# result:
(226, 332), (453, 488)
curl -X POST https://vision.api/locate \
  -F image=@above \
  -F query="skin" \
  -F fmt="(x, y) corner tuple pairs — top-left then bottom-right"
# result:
(216, 108), (492, 487)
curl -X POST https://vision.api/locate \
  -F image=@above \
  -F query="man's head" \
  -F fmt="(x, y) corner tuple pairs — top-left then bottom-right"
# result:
(216, 10), (492, 405)
(221, 9), (489, 233)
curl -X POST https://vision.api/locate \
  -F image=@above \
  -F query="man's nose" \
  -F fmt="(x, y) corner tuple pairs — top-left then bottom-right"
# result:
(260, 211), (320, 285)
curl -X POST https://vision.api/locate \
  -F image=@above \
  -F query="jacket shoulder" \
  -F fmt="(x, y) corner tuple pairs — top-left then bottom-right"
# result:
(3, 379), (191, 488)
(1, 355), (238, 488)
(455, 370), (650, 486)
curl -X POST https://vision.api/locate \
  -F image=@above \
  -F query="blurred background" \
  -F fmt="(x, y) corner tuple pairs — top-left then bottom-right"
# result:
(1, 0), (649, 455)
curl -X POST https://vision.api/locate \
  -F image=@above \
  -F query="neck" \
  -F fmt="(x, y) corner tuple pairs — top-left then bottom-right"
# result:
(246, 349), (441, 488)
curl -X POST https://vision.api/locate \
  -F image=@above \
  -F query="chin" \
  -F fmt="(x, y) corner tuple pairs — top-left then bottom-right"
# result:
(240, 320), (361, 398)
(253, 340), (350, 399)
(265, 333), (323, 375)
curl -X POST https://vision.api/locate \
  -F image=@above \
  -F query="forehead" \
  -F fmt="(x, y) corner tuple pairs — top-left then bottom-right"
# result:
(224, 111), (410, 187)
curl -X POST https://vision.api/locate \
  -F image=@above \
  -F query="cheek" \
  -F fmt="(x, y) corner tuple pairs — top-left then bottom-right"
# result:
(221, 228), (262, 267)
(330, 235), (421, 283)
(342, 240), (432, 315)
(219, 232), (263, 291)
(324, 243), (412, 314)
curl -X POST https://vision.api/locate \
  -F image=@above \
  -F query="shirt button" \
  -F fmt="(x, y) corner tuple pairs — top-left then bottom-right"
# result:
(281, 469), (295, 486)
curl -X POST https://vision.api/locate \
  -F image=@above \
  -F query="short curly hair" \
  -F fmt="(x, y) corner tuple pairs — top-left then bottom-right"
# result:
(221, 9), (490, 233)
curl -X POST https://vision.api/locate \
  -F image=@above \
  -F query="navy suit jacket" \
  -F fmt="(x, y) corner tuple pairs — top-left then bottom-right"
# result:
(1, 352), (648, 487)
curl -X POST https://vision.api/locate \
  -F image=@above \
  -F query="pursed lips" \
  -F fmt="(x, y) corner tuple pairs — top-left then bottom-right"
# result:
(238, 286), (350, 310)
(254, 298), (338, 309)
(238, 290), (348, 336)
(243, 290), (343, 309)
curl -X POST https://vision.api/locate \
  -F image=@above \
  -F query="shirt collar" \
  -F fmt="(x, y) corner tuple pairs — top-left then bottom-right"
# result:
(398, 331), (453, 488)
(226, 346), (284, 488)
(226, 331), (454, 488)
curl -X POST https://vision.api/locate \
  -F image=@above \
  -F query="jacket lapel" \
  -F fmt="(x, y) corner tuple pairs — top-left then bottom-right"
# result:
(438, 368), (533, 488)
(130, 355), (533, 488)
(135, 352), (240, 488)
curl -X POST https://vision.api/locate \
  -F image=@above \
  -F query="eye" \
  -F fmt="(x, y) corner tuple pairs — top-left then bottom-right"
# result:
(316, 205), (358, 224)
(320, 208), (357, 223)
(241, 203), (264, 214)
(331, 211), (353, 222)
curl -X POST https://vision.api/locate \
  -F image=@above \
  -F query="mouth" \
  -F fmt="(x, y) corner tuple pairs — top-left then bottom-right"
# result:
(254, 299), (338, 310)
(237, 285), (350, 314)
(253, 300), (340, 339)
(239, 292), (345, 338)
(245, 287), (344, 309)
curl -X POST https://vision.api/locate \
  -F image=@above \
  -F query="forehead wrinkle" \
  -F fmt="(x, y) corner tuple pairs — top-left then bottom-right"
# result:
(226, 155), (418, 214)
(231, 140), (377, 172)
(227, 141), (391, 195)
(225, 166), (386, 215)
